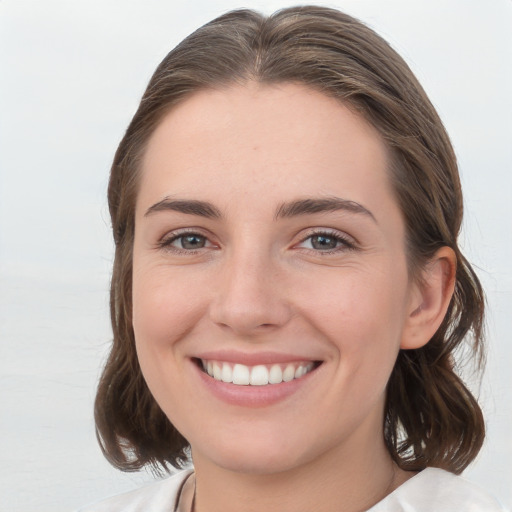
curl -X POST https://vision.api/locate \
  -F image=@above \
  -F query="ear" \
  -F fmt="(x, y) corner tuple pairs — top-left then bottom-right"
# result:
(400, 247), (456, 350)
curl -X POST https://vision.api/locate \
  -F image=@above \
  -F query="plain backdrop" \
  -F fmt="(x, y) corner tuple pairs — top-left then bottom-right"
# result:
(0, 1), (511, 510)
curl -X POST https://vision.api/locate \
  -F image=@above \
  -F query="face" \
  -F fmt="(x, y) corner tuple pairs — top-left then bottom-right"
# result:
(132, 83), (418, 475)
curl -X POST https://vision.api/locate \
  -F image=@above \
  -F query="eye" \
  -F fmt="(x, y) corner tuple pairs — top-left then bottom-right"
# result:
(158, 231), (214, 253)
(297, 231), (355, 253)
(173, 233), (207, 250)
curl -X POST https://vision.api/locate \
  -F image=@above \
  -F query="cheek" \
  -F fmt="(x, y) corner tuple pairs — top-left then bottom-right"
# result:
(305, 270), (407, 409)
(131, 265), (210, 405)
(132, 265), (203, 347)
(295, 263), (410, 396)
(131, 266), (204, 424)
(299, 266), (409, 344)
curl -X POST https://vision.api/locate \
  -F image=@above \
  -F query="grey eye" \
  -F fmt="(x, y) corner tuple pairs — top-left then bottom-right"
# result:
(309, 234), (339, 250)
(177, 234), (207, 249)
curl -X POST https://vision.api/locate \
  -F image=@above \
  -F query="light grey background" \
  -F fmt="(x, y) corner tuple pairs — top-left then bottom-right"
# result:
(0, 1), (511, 510)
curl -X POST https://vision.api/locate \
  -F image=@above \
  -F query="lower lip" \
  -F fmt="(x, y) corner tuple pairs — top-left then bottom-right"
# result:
(191, 360), (319, 408)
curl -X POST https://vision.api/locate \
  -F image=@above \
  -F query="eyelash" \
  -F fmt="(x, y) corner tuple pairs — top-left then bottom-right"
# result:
(157, 229), (357, 255)
(296, 229), (356, 254)
(158, 229), (213, 255)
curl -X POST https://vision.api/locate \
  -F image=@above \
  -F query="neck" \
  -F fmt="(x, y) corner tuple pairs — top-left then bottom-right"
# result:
(191, 435), (412, 512)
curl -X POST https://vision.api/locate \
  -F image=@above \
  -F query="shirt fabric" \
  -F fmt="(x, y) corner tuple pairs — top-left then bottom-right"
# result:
(77, 467), (507, 512)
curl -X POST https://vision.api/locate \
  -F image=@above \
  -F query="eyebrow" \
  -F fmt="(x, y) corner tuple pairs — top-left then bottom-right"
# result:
(144, 195), (375, 223)
(274, 196), (376, 222)
(144, 197), (222, 219)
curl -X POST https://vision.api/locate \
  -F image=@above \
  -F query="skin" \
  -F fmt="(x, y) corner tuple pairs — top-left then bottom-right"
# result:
(132, 83), (455, 512)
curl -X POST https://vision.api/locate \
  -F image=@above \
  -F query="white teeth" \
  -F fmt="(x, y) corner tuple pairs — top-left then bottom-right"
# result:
(269, 364), (283, 384)
(232, 364), (250, 385)
(213, 362), (222, 380)
(221, 363), (232, 383)
(201, 360), (315, 386)
(282, 364), (295, 382)
(250, 365), (269, 386)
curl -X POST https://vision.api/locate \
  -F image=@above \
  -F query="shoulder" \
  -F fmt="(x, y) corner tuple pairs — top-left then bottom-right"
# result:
(75, 470), (192, 512)
(369, 467), (508, 512)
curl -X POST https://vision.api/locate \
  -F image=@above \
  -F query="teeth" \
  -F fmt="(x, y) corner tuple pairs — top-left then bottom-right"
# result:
(269, 364), (283, 384)
(233, 364), (250, 385)
(282, 364), (295, 382)
(221, 363), (232, 383)
(250, 365), (269, 386)
(213, 362), (222, 380)
(201, 360), (315, 386)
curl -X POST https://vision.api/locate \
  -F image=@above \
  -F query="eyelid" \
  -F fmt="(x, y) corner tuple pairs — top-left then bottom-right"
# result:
(294, 228), (357, 252)
(157, 227), (218, 253)
(155, 226), (357, 255)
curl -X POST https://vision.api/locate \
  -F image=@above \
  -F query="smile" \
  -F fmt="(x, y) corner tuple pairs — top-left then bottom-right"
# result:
(198, 359), (317, 386)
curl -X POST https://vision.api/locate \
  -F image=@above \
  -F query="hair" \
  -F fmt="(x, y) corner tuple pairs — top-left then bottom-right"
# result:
(95, 6), (485, 475)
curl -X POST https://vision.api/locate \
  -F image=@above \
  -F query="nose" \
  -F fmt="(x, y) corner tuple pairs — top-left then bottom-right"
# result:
(208, 249), (292, 336)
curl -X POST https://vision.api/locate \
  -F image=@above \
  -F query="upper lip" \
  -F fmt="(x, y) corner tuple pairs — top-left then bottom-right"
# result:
(193, 350), (321, 366)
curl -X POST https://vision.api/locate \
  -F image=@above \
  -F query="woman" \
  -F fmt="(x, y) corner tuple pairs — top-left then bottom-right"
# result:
(80, 6), (506, 511)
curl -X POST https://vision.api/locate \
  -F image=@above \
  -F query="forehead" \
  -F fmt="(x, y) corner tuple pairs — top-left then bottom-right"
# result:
(138, 83), (394, 217)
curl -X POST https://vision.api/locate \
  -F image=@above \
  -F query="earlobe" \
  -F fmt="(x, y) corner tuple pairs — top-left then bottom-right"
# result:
(400, 247), (456, 350)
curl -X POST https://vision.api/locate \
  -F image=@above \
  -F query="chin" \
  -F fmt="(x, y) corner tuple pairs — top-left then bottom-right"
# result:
(203, 450), (304, 476)
(190, 428), (325, 476)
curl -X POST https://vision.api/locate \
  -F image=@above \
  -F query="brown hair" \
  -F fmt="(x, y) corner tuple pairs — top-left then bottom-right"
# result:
(95, 6), (485, 474)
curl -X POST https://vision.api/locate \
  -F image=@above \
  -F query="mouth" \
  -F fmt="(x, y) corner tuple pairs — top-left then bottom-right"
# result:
(194, 358), (321, 386)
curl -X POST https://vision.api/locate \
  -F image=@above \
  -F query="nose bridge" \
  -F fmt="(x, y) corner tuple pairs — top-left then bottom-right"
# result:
(209, 239), (291, 334)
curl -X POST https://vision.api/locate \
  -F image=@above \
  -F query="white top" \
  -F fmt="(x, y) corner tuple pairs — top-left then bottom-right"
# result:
(77, 467), (508, 512)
